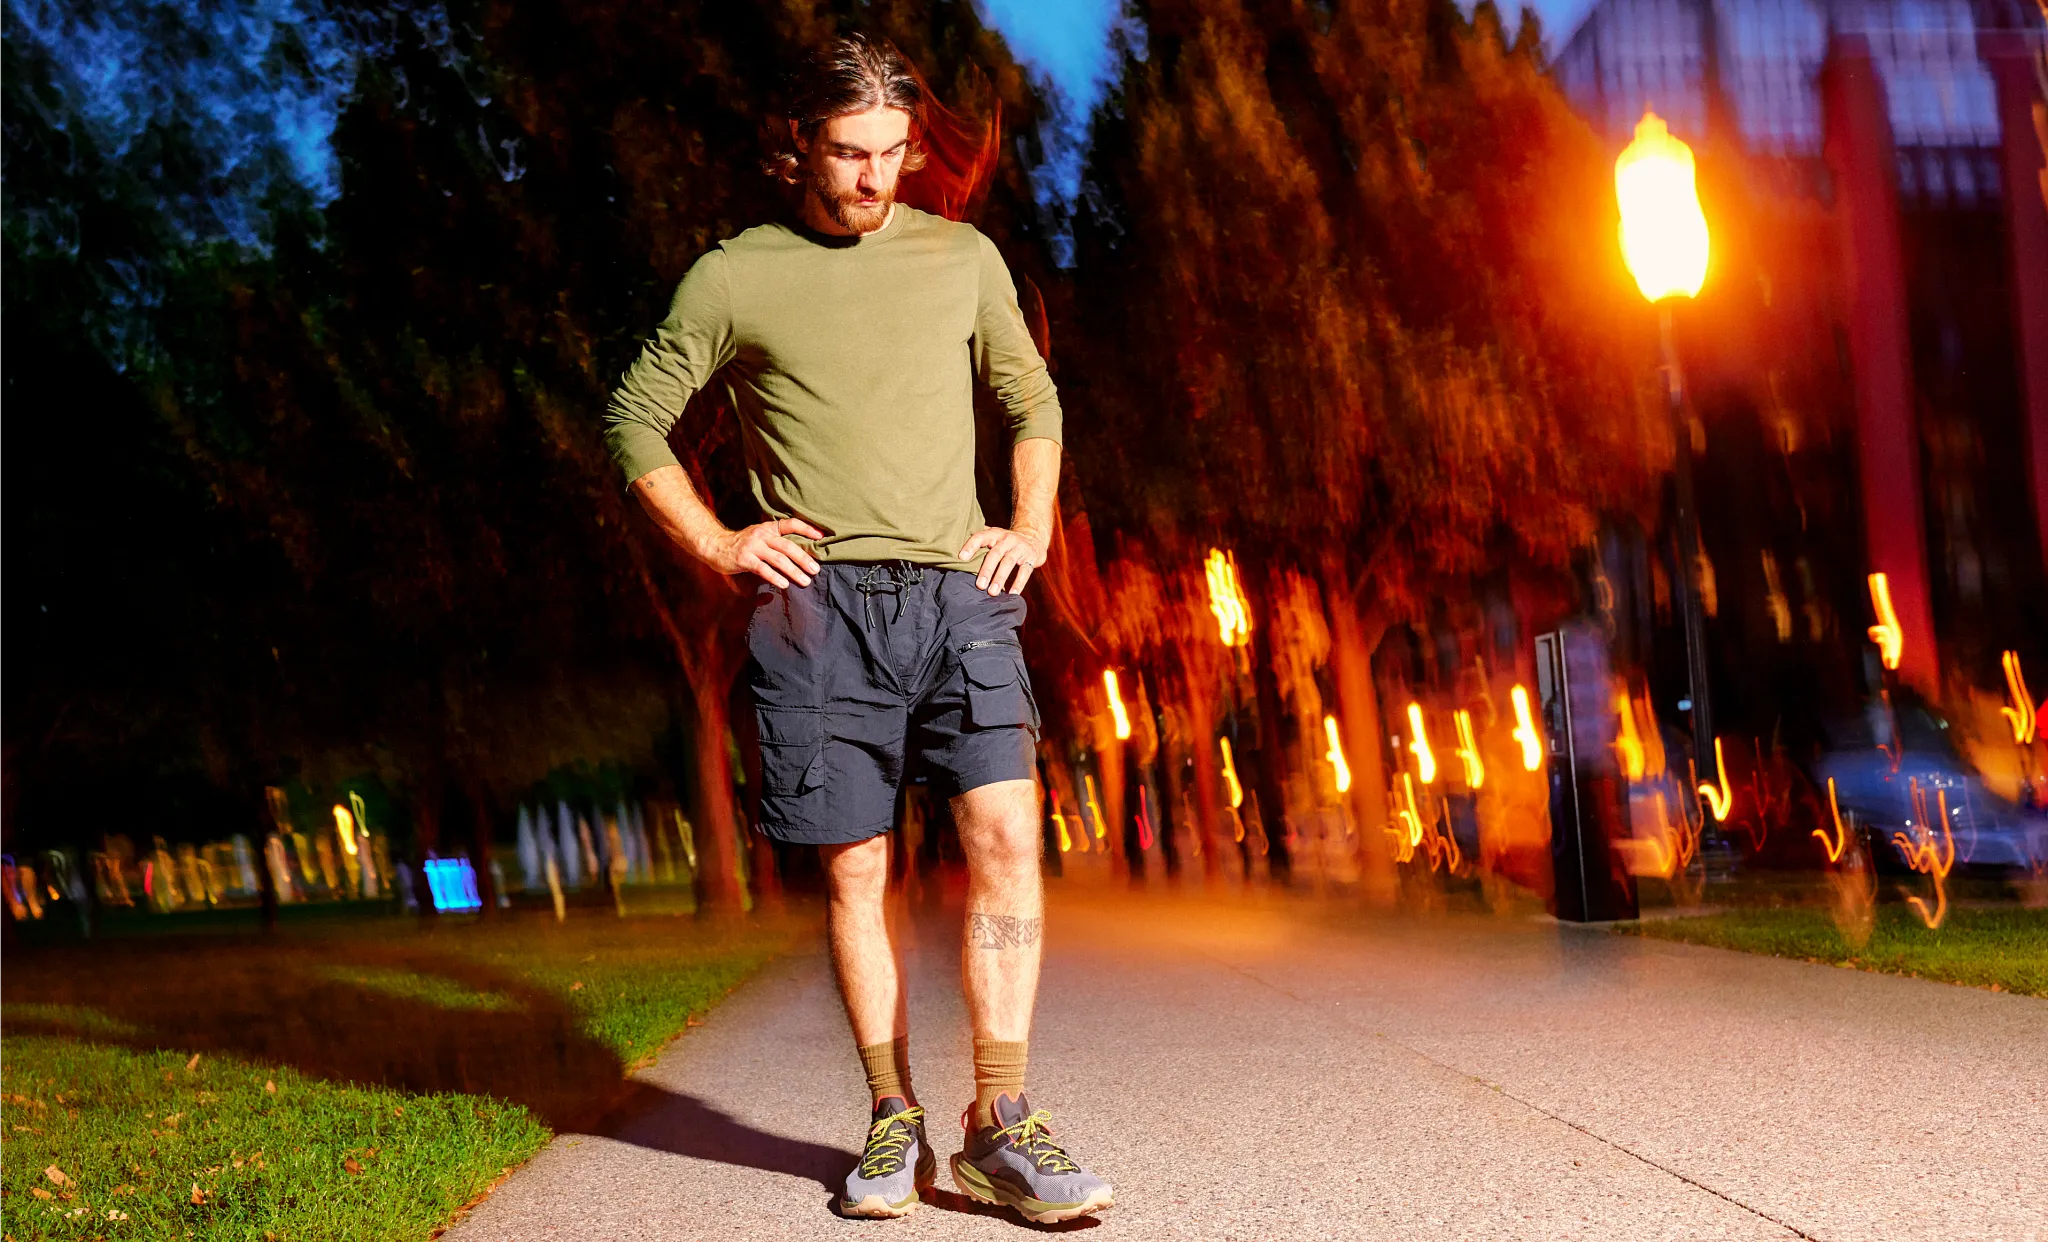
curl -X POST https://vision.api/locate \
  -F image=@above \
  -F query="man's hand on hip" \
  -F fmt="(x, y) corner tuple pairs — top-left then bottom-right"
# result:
(712, 517), (825, 588)
(960, 525), (1049, 596)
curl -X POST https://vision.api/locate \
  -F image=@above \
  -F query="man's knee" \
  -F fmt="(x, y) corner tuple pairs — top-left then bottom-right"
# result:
(960, 788), (1041, 878)
(822, 835), (890, 900)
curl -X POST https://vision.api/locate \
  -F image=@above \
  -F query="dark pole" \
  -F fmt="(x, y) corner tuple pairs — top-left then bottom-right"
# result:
(1661, 307), (1715, 773)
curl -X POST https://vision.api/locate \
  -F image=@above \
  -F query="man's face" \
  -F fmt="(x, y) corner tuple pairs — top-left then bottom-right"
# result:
(797, 105), (913, 234)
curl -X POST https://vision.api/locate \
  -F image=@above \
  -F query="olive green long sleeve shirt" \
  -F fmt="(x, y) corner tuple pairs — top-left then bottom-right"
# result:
(603, 205), (1062, 571)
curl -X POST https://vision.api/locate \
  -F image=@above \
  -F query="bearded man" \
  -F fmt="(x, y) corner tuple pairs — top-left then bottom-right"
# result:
(602, 32), (1113, 1226)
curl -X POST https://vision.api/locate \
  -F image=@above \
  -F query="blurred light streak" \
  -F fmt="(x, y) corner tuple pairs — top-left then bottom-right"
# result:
(1814, 777), (1852, 863)
(1761, 552), (1792, 642)
(1510, 685), (1543, 771)
(1895, 780), (1955, 929)
(424, 858), (483, 914)
(1452, 709), (1485, 789)
(1866, 573), (1903, 670)
(1614, 692), (1646, 782)
(1323, 716), (1353, 794)
(1405, 703), (1438, 784)
(1697, 737), (1733, 821)
(1103, 670), (1132, 740)
(1083, 774), (1107, 839)
(2000, 650), (2039, 744)
(1203, 549), (1252, 647)
(1218, 737), (1245, 809)
(332, 804), (358, 856)
(1616, 111), (1709, 302)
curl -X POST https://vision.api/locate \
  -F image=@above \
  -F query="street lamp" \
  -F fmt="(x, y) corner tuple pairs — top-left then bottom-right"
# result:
(1616, 110), (1715, 776)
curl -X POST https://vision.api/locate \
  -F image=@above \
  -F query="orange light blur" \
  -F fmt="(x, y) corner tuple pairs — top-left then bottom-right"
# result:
(2000, 650), (2038, 744)
(1616, 111), (1710, 302)
(1452, 709), (1485, 789)
(1203, 549), (1252, 647)
(1866, 573), (1903, 671)
(1405, 703), (1437, 785)
(1614, 692), (1646, 783)
(1697, 737), (1732, 821)
(1510, 685), (1542, 771)
(1083, 774), (1107, 840)
(1322, 716), (1352, 794)
(1104, 670), (1132, 740)
(1389, 773), (1425, 864)
(1813, 777), (1851, 863)
(331, 805), (359, 856)
(1894, 780), (1956, 929)
(1218, 737), (1245, 809)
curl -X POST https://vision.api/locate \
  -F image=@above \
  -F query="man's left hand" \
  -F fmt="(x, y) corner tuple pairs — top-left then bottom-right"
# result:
(960, 525), (1050, 596)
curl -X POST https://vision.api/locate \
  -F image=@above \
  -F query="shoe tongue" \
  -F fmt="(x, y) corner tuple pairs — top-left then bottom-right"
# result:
(873, 1095), (913, 1119)
(991, 1091), (1031, 1129)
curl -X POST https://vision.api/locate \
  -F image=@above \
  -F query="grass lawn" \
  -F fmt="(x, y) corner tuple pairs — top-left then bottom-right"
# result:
(2, 907), (805, 1240)
(1620, 904), (2048, 997)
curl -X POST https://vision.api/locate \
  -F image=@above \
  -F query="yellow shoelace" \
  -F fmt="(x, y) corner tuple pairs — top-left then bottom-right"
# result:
(996, 1109), (1081, 1174)
(859, 1106), (925, 1177)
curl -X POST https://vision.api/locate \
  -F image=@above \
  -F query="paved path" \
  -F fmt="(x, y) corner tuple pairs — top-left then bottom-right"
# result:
(447, 885), (2048, 1241)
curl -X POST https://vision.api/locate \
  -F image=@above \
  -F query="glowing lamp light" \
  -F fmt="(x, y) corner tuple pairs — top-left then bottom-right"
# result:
(1218, 737), (1245, 809)
(332, 804), (359, 856)
(1104, 670), (1132, 740)
(1614, 693), (1646, 783)
(1866, 573), (1903, 671)
(1697, 736), (1732, 822)
(1203, 549), (1253, 647)
(423, 858), (483, 913)
(1405, 703), (1437, 784)
(1322, 716), (1352, 794)
(1510, 685), (1543, 771)
(1616, 111), (1709, 303)
(1452, 709), (1485, 789)
(1999, 650), (2039, 744)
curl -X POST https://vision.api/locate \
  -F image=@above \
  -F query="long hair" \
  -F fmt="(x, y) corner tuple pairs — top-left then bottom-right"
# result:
(763, 32), (1000, 223)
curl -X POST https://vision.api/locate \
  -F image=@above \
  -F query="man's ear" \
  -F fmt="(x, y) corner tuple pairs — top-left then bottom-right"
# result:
(789, 118), (806, 154)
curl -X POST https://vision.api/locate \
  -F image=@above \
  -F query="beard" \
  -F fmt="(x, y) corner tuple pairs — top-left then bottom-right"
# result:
(808, 167), (894, 234)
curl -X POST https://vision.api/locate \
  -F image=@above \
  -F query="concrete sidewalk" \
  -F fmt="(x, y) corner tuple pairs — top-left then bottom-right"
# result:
(446, 886), (2048, 1241)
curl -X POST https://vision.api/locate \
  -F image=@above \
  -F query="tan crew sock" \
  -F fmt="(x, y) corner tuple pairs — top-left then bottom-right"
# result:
(857, 1035), (914, 1106)
(972, 1038), (1028, 1128)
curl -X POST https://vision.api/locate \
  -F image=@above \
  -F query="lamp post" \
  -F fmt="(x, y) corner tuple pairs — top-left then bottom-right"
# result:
(1616, 111), (1715, 775)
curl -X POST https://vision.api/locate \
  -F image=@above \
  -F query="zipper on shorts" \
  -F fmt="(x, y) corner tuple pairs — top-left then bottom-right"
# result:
(958, 640), (1008, 653)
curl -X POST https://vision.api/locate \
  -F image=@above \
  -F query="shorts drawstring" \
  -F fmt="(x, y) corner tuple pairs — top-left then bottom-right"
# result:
(853, 562), (925, 631)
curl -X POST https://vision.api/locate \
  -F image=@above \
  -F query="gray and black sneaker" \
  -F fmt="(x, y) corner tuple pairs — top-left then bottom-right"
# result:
(950, 1093), (1114, 1224)
(840, 1096), (936, 1218)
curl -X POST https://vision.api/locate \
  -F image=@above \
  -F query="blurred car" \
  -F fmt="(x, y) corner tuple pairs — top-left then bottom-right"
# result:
(1815, 728), (2048, 879)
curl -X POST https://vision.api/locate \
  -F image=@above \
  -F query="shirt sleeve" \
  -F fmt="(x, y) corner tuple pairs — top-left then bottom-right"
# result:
(603, 247), (738, 486)
(971, 231), (1063, 447)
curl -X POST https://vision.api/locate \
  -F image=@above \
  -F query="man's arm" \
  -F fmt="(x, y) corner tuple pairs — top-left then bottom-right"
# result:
(631, 465), (821, 589)
(960, 438), (1060, 596)
(965, 231), (1064, 596)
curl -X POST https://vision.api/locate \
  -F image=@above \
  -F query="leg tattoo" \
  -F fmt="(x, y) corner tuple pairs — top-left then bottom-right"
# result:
(968, 913), (1043, 950)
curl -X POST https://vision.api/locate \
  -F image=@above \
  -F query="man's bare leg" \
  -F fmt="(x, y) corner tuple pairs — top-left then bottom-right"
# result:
(954, 778), (1043, 1125)
(821, 836), (910, 1093)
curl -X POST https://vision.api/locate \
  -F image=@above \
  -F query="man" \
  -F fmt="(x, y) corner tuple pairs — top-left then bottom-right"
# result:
(602, 33), (1112, 1226)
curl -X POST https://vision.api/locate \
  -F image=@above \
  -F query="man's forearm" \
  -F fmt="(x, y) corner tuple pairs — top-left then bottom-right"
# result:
(1010, 437), (1061, 542)
(631, 464), (731, 563)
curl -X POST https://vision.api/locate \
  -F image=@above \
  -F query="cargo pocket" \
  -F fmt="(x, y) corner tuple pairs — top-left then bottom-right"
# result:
(757, 707), (827, 798)
(961, 646), (1040, 733)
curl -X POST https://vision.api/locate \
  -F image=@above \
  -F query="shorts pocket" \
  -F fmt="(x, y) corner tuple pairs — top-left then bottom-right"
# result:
(757, 707), (827, 795)
(961, 647), (1039, 732)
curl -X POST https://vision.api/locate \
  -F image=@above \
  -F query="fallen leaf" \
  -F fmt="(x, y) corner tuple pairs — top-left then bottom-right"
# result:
(343, 1158), (363, 1175)
(111, 1185), (133, 1196)
(190, 1183), (206, 1205)
(570, 981), (583, 991)
(31, 1188), (52, 1201)
(264, 1081), (277, 1094)
(43, 1166), (70, 1187)
(185, 1053), (202, 1072)
(390, 1106), (404, 1118)
(163, 1113), (182, 1126)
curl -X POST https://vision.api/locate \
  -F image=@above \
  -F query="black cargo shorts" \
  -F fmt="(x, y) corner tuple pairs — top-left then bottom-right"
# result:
(745, 560), (1041, 846)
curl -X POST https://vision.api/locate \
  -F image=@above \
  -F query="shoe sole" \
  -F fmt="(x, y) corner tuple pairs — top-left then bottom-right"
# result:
(840, 1151), (937, 1219)
(949, 1153), (1115, 1225)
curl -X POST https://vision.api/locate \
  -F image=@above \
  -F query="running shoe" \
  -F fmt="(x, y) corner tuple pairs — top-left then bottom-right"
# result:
(950, 1093), (1114, 1224)
(840, 1097), (936, 1218)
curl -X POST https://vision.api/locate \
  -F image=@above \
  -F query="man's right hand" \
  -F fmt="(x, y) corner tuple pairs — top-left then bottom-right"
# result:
(707, 517), (825, 588)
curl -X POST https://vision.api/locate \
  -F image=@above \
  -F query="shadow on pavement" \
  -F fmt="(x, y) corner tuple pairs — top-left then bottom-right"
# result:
(595, 1081), (856, 1192)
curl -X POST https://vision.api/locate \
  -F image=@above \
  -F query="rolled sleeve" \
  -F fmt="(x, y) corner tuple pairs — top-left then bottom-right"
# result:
(971, 232), (1063, 447)
(603, 248), (737, 486)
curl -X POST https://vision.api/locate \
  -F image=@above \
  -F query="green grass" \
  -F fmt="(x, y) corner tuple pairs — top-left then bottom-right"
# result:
(1620, 904), (2048, 996)
(2, 909), (806, 1240)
